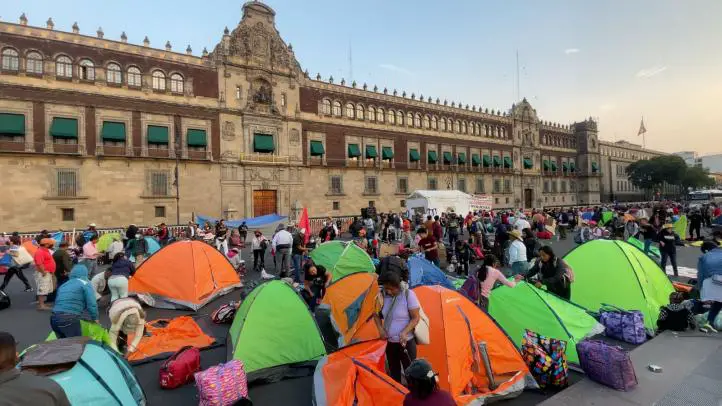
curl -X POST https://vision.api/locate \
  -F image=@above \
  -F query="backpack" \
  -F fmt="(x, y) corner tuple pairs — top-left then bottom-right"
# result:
(259, 238), (268, 251)
(470, 221), (478, 234)
(0, 290), (10, 311)
(211, 301), (239, 324)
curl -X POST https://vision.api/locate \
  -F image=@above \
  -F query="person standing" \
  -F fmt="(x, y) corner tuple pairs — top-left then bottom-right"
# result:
(33, 239), (56, 311)
(658, 223), (681, 277)
(272, 225), (293, 277)
(697, 241), (722, 332)
(108, 252), (135, 303)
(624, 218), (640, 241)
(157, 223), (170, 246)
(215, 220), (229, 255)
(80, 235), (100, 277)
(688, 209), (703, 241)
(106, 236), (124, 260)
(251, 230), (267, 273)
(238, 222), (249, 247)
(0, 238), (33, 293)
(557, 211), (569, 240)
(127, 234), (147, 266)
(507, 230), (528, 277)
(50, 264), (98, 338)
(416, 227), (439, 267)
(476, 255), (521, 309)
(52, 241), (73, 289)
(639, 218), (657, 254)
(292, 228), (308, 283)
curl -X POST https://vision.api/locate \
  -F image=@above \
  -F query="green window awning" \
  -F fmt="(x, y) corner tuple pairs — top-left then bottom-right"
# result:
(147, 125), (169, 144)
(551, 161), (558, 171)
(457, 152), (466, 164)
(310, 140), (325, 156)
(503, 156), (512, 168)
(482, 155), (491, 167)
(348, 144), (361, 158)
(50, 117), (78, 139)
(253, 133), (274, 152)
(523, 158), (533, 169)
(187, 129), (207, 147)
(570, 162), (576, 172)
(443, 151), (453, 164)
(592, 162), (599, 172)
(543, 160), (550, 170)
(492, 155), (502, 167)
(428, 151), (438, 163)
(472, 154), (481, 166)
(382, 146), (394, 160)
(0, 113), (25, 135)
(562, 162), (569, 171)
(365, 145), (377, 159)
(409, 148), (420, 162)
(101, 121), (126, 141)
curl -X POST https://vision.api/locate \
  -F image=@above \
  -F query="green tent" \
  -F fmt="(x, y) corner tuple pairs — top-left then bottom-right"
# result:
(564, 239), (675, 333)
(310, 241), (375, 282)
(627, 236), (661, 259)
(673, 214), (688, 239)
(488, 282), (604, 365)
(228, 280), (326, 382)
(47, 320), (114, 348)
(601, 211), (613, 226)
(97, 232), (122, 253)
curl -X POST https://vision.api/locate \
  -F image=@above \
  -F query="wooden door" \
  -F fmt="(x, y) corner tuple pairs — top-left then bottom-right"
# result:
(253, 190), (277, 217)
(524, 189), (533, 209)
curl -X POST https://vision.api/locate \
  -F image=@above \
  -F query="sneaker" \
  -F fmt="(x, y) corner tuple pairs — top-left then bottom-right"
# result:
(261, 270), (275, 280)
(24, 287), (34, 292)
(701, 323), (718, 333)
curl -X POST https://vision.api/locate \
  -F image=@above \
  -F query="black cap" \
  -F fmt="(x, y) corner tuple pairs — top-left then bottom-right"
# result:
(404, 358), (435, 380)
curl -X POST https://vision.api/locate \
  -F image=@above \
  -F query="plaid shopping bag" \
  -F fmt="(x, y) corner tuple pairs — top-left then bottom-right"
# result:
(521, 329), (568, 389)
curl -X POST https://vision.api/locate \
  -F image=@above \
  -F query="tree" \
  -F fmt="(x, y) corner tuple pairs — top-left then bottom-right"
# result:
(627, 155), (713, 198)
(626, 160), (660, 192)
(681, 166), (716, 191)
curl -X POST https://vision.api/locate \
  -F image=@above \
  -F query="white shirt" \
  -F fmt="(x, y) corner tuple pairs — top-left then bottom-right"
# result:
(107, 240), (124, 259)
(251, 236), (267, 250)
(508, 239), (527, 263)
(514, 218), (531, 232)
(272, 230), (293, 250)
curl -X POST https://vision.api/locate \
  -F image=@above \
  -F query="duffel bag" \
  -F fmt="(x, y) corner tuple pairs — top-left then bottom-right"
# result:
(599, 304), (647, 344)
(159, 346), (200, 389)
(195, 359), (248, 406)
(577, 340), (637, 391)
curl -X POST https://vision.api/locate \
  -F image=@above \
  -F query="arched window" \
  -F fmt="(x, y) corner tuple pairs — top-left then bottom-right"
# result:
(106, 63), (121, 84)
(152, 70), (166, 90)
(170, 73), (184, 93)
(440, 118), (447, 131)
(396, 111), (403, 126)
(423, 115), (430, 129)
(406, 112), (413, 127)
(500, 127), (505, 138)
(345, 103), (354, 118)
(485, 125), (490, 136)
(78, 59), (95, 81)
(25, 51), (43, 74)
(356, 104), (364, 120)
(127, 66), (142, 87)
(1, 48), (19, 71)
(321, 99), (332, 115)
(431, 117), (437, 130)
(332, 101), (342, 116)
(368, 107), (376, 122)
(461, 121), (467, 134)
(414, 114), (421, 128)
(55, 55), (72, 78)
(388, 109), (395, 124)
(454, 120), (460, 133)
(377, 108), (384, 123)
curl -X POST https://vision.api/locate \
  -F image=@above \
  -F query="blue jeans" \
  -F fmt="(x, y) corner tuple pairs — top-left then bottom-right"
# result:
(643, 239), (652, 254)
(292, 254), (304, 283)
(510, 261), (529, 277)
(50, 312), (82, 338)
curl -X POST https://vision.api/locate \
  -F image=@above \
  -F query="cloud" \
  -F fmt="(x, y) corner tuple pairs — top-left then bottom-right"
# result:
(636, 65), (667, 78)
(599, 103), (616, 112)
(564, 48), (580, 55)
(378, 64), (414, 75)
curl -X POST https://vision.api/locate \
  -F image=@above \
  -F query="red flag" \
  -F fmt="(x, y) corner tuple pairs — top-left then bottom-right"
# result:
(298, 208), (310, 244)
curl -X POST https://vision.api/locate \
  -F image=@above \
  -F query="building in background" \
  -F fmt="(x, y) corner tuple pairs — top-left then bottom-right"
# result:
(599, 141), (669, 202)
(673, 151), (703, 167)
(699, 154), (722, 173)
(0, 2), (664, 231)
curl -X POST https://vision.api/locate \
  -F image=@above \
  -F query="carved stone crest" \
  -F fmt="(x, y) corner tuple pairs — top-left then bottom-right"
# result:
(222, 121), (235, 141)
(220, 150), (237, 162)
(289, 129), (300, 146)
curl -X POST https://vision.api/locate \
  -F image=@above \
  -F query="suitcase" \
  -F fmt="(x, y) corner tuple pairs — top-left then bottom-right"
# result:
(577, 340), (637, 391)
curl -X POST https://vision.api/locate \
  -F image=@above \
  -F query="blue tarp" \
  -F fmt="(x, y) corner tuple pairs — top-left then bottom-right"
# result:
(581, 212), (594, 220)
(130, 237), (160, 263)
(51, 232), (64, 246)
(195, 214), (287, 229)
(408, 257), (454, 289)
(0, 253), (11, 267)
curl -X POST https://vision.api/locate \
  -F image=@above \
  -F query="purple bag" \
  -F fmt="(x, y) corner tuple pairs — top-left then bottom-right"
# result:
(599, 304), (647, 344)
(458, 276), (480, 304)
(577, 340), (637, 391)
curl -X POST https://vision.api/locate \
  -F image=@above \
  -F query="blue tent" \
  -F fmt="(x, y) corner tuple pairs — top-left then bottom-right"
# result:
(130, 237), (160, 263)
(195, 213), (287, 229)
(408, 257), (454, 289)
(581, 212), (594, 220)
(20, 339), (145, 406)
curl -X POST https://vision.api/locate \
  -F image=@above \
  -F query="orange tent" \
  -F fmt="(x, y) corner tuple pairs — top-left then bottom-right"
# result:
(414, 286), (534, 405)
(320, 273), (382, 347)
(22, 240), (38, 256)
(313, 340), (407, 405)
(128, 240), (241, 310)
(127, 316), (215, 362)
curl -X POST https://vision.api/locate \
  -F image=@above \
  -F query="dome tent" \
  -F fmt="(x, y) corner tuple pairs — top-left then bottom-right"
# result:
(564, 239), (675, 333)
(319, 273), (382, 348)
(310, 241), (375, 282)
(407, 256), (454, 289)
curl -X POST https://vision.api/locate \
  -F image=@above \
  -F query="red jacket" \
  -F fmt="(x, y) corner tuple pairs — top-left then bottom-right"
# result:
(34, 247), (56, 273)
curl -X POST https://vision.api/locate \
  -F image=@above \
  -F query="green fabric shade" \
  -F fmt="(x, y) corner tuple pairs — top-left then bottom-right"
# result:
(409, 149), (420, 162)
(428, 151), (438, 163)
(50, 117), (78, 139)
(457, 152), (466, 164)
(570, 162), (576, 172)
(187, 129), (207, 147)
(562, 162), (569, 171)
(482, 155), (491, 167)
(492, 155), (502, 167)
(503, 156), (512, 168)
(253, 133), (274, 152)
(0, 113), (25, 135)
(101, 121), (126, 141)
(523, 158), (533, 169)
(471, 154), (481, 166)
(543, 160), (550, 170)
(443, 151), (453, 164)
(347, 144), (361, 158)
(310, 140), (325, 156)
(382, 146), (394, 160)
(365, 145), (377, 159)
(564, 240), (675, 333)
(591, 162), (599, 172)
(551, 161), (558, 171)
(147, 125), (169, 144)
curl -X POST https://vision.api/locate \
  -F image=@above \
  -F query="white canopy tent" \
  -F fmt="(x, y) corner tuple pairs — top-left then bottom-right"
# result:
(405, 190), (472, 218)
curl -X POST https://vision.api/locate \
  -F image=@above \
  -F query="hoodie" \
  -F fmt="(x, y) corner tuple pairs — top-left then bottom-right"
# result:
(52, 264), (98, 320)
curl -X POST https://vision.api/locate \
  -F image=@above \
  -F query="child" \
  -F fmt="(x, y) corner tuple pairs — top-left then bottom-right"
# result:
(657, 292), (697, 332)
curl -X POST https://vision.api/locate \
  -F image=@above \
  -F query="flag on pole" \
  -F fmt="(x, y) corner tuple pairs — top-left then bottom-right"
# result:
(298, 207), (310, 244)
(637, 118), (647, 136)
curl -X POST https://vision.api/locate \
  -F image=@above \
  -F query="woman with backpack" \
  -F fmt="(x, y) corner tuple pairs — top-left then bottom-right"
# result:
(459, 254), (521, 310)
(525, 246), (573, 300)
(250, 230), (267, 273)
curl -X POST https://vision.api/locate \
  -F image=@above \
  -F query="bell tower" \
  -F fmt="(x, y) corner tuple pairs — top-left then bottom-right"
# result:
(574, 118), (602, 205)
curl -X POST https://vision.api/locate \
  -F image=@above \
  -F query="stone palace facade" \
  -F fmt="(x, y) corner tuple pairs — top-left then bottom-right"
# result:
(0, 2), (662, 231)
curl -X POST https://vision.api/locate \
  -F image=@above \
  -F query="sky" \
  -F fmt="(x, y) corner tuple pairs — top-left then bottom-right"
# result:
(6, 0), (722, 154)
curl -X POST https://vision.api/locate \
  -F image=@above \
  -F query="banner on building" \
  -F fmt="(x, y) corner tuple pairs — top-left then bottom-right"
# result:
(470, 194), (493, 212)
